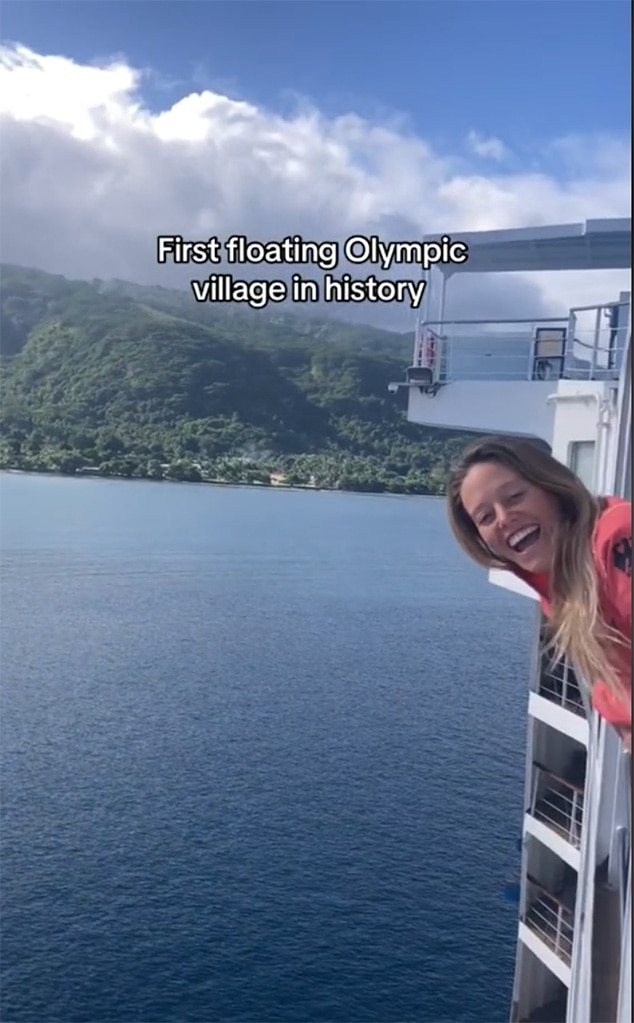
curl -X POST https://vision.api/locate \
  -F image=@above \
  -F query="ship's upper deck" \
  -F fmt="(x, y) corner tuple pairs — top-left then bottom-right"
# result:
(390, 218), (631, 439)
(421, 218), (632, 275)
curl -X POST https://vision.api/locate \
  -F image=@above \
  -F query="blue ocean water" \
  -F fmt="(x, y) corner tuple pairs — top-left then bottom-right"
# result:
(0, 473), (534, 1023)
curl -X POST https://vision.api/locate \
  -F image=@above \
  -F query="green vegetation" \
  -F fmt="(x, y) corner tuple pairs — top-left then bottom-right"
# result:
(0, 264), (476, 494)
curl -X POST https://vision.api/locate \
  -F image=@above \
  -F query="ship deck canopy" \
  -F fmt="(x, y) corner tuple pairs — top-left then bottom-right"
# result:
(424, 218), (632, 275)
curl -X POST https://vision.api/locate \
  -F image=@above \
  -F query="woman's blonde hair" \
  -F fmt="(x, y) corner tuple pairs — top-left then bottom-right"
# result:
(446, 434), (628, 701)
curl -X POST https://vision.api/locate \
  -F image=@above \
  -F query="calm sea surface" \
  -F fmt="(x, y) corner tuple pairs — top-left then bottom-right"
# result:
(0, 473), (534, 1023)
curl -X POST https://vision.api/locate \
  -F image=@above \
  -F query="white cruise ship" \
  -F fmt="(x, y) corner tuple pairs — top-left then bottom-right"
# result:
(389, 219), (632, 1023)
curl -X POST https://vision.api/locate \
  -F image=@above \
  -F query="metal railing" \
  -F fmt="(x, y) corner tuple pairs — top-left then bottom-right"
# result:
(530, 761), (585, 847)
(412, 302), (629, 385)
(566, 301), (629, 380)
(524, 875), (575, 965)
(538, 659), (585, 717)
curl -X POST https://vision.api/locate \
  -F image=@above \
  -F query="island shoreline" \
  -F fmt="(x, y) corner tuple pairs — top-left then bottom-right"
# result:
(0, 466), (444, 499)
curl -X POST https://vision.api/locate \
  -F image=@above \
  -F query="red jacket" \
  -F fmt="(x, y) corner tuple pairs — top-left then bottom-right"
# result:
(512, 497), (632, 730)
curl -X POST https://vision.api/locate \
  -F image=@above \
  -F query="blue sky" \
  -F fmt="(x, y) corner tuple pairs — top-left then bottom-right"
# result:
(2, 0), (631, 155)
(0, 0), (630, 324)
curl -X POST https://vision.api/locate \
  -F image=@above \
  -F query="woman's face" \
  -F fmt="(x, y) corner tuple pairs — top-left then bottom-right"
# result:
(460, 461), (561, 574)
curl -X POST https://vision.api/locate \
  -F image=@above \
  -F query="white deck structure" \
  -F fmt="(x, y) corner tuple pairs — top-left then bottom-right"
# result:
(390, 219), (632, 1023)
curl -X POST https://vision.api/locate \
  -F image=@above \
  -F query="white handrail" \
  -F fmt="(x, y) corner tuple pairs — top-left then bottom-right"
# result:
(411, 303), (628, 384)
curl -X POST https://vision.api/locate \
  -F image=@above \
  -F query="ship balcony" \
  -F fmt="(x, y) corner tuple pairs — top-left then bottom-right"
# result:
(537, 659), (585, 717)
(390, 301), (629, 436)
(529, 654), (589, 747)
(519, 842), (577, 986)
(525, 747), (587, 871)
(513, 949), (569, 1023)
(523, 872), (576, 969)
(531, 763), (585, 843)
(413, 305), (627, 386)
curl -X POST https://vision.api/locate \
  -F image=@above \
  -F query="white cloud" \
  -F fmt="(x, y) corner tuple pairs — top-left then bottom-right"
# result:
(466, 130), (509, 162)
(0, 44), (630, 330)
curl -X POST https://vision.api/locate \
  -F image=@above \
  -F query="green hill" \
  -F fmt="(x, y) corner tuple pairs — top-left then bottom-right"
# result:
(0, 264), (473, 493)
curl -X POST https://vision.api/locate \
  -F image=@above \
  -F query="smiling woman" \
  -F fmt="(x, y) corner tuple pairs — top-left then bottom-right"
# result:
(446, 435), (632, 752)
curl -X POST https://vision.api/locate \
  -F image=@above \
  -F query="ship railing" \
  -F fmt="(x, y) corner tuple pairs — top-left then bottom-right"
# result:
(523, 874), (575, 965)
(566, 300), (630, 380)
(529, 760), (585, 847)
(537, 661), (585, 717)
(413, 303), (628, 384)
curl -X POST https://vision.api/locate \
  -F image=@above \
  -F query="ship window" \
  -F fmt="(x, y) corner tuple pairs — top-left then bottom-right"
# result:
(569, 441), (595, 489)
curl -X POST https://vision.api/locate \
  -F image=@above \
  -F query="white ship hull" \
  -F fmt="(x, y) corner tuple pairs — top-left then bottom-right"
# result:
(391, 219), (632, 1023)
